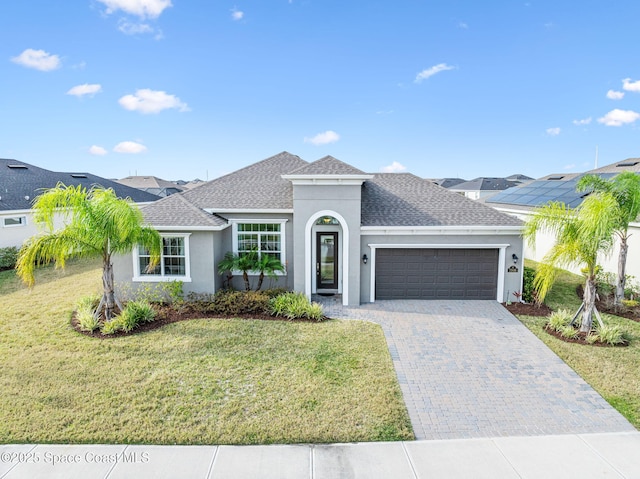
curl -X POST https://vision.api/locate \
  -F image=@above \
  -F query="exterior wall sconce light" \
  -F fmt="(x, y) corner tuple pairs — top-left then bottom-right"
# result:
(512, 253), (518, 264)
(362, 254), (368, 264)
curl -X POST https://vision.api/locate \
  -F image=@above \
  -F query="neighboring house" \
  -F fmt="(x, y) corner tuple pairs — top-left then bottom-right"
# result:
(116, 176), (185, 197)
(0, 159), (160, 249)
(449, 177), (526, 200)
(485, 158), (640, 280)
(113, 152), (524, 305)
(429, 177), (467, 188)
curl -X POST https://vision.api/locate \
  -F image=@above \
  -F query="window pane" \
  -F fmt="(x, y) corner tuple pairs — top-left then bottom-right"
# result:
(164, 257), (185, 275)
(3, 217), (25, 226)
(139, 257), (160, 275)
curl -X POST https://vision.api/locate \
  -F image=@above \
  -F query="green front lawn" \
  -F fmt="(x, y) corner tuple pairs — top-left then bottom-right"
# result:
(517, 263), (640, 429)
(0, 260), (413, 444)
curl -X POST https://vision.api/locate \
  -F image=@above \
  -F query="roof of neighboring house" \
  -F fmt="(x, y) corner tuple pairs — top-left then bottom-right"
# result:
(505, 173), (534, 181)
(117, 175), (184, 190)
(430, 178), (467, 188)
(139, 152), (521, 229)
(449, 177), (522, 192)
(362, 173), (522, 227)
(0, 158), (159, 212)
(587, 158), (640, 174)
(486, 158), (640, 210)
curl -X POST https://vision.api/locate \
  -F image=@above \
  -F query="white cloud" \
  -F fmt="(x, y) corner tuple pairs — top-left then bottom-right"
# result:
(622, 78), (640, 93)
(118, 19), (154, 35)
(11, 48), (61, 71)
(304, 130), (340, 145)
(381, 161), (407, 173)
(414, 63), (455, 83)
(89, 145), (108, 156)
(97, 0), (171, 19)
(598, 109), (640, 127)
(606, 90), (624, 100)
(67, 83), (102, 97)
(113, 141), (147, 153)
(572, 117), (591, 125)
(231, 8), (244, 20)
(118, 89), (189, 114)
(563, 163), (576, 170)
(546, 127), (561, 136)
(458, 22), (468, 29)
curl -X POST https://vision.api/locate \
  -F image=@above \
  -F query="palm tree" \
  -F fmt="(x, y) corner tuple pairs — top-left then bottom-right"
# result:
(217, 251), (258, 291)
(523, 193), (619, 332)
(577, 172), (640, 308)
(17, 184), (161, 320)
(254, 254), (285, 291)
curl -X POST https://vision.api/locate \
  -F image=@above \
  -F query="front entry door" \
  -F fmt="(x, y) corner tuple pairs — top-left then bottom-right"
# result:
(316, 232), (338, 290)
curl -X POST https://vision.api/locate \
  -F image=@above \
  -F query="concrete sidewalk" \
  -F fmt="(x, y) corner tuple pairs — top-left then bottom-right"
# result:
(2, 432), (640, 478)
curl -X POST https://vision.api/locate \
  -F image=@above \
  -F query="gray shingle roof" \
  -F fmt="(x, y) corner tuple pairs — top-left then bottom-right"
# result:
(140, 193), (227, 228)
(0, 158), (159, 211)
(361, 173), (522, 227)
(288, 156), (367, 175)
(182, 151), (308, 210)
(586, 158), (640, 174)
(450, 177), (522, 192)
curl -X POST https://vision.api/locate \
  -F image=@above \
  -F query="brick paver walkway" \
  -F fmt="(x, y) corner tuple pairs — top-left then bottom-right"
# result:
(318, 298), (635, 440)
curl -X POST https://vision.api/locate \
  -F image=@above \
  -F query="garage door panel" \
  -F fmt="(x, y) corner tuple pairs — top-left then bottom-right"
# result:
(375, 248), (498, 300)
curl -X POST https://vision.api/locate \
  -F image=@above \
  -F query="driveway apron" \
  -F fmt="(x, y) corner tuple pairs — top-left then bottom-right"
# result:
(321, 299), (635, 440)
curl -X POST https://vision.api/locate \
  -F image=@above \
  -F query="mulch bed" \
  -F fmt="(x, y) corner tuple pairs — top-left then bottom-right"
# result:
(576, 285), (640, 322)
(71, 305), (330, 339)
(502, 301), (552, 317)
(544, 325), (629, 347)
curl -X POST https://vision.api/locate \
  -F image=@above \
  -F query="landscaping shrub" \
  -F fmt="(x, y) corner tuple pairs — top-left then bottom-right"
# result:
(522, 266), (536, 303)
(75, 294), (101, 332)
(592, 324), (627, 345)
(269, 292), (325, 321)
(547, 309), (572, 332)
(0, 246), (19, 270)
(210, 290), (271, 315)
(124, 300), (157, 324)
(101, 317), (125, 335)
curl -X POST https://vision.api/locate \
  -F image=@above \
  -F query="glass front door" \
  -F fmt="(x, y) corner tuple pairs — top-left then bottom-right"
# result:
(316, 232), (338, 290)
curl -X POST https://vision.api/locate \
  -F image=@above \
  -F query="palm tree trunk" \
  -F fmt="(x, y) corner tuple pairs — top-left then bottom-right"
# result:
(615, 236), (628, 308)
(242, 271), (251, 291)
(580, 276), (596, 333)
(103, 254), (117, 320)
(256, 273), (264, 291)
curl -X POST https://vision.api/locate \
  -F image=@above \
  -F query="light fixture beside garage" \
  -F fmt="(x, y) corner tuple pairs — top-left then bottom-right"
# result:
(362, 254), (368, 264)
(512, 253), (518, 264)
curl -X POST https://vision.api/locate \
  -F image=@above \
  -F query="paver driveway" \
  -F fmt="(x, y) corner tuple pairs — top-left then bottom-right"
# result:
(321, 299), (635, 440)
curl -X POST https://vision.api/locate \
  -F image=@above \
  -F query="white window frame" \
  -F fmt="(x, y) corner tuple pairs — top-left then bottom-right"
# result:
(230, 219), (287, 275)
(3, 216), (27, 227)
(132, 233), (191, 282)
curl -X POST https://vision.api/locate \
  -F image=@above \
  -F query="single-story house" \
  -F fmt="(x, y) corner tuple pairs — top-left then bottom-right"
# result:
(0, 158), (160, 249)
(113, 152), (524, 305)
(448, 177), (529, 200)
(116, 175), (185, 197)
(485, 158), (640, 280)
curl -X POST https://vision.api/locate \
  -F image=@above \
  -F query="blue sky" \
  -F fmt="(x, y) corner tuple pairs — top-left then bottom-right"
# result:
(1, 1), (639, 182)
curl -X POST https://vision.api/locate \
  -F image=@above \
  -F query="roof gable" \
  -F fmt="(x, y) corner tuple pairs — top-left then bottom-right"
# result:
(288, 156), (367, 175)
(181, 151), (307, 210)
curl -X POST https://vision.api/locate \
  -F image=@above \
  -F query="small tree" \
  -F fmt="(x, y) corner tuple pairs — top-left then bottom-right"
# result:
(577, 172), (640, 308)
(17, 184), (161, 320)
(254, 254), (285, 291)
(523, 193), (618, 332)
(217, 251), (285, 291)
(217, 251), (258, 291)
